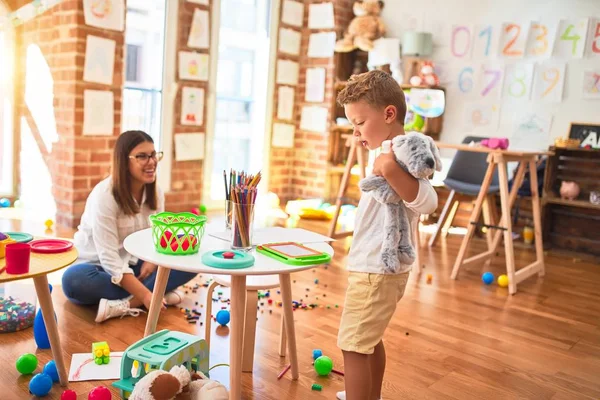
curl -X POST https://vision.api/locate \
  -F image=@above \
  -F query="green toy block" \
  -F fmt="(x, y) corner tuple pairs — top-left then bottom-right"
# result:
(93, 341), (110, 365)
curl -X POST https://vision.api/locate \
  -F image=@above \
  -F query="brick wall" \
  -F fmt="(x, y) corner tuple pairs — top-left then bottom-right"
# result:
(8, 0), (125, 227)
(269, 0), (354, 202)
(163, 0), (210, 213)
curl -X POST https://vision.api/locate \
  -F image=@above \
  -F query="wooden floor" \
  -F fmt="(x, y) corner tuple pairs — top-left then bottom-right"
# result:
(1, 215), (600, 399)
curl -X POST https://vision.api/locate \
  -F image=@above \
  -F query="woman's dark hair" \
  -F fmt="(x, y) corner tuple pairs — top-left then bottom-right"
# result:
(112, 130), (157, 215)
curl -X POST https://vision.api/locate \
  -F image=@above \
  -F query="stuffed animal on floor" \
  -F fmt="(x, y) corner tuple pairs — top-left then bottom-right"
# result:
(359, 132), (442, 272)
(129, 365), (229, 400)
(335, 0), (386, 52)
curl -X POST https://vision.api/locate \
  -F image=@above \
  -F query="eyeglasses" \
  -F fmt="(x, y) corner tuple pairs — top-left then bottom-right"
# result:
(129, 151), (164, 164)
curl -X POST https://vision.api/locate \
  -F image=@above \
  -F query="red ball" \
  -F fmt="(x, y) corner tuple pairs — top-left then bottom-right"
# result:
(61, 390), (77, 400)
(88, 386), (111, 400)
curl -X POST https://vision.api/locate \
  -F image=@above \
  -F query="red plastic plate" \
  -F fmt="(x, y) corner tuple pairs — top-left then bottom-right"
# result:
(29, 239), (74, 254)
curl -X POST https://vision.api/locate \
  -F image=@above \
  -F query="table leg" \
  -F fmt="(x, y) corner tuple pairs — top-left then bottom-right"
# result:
(528, 160), (546, 277)
(242, 290), (258, 372)
(278, 313), (286, 357)
(144, 266), (170, 337)
(230, 275), (246, 399)
(451, 159), (496, 279)
(498, 159), (517, 295)
(33, 275), (68, 386)
(279, 273), (299, 379)
(205, 280), (220, 349)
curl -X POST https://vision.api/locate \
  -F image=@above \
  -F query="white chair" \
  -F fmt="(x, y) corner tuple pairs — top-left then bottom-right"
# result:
(205, 274), (287, 372)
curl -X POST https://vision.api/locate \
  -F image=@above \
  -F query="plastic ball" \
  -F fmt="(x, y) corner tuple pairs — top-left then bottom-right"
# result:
(312, 349), (323, 360)
(199, 204), (207, 213)
(88, 386), (112, 400)
(45, 219), (54, 229)
(61, 389), (78, 400)
(0, 197), (10, 207)
(216, 309), (230, 326)
(43, 360), (59, 382)
(16, 353), (38, 374)
(29, 373), (53, 396)
(497, 274), (509, 288)
(481, 272), (494, 285)
(314, 355), (333, 376)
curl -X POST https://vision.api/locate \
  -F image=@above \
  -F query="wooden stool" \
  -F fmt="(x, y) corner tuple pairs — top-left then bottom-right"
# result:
(450, 152), (546, 294)
(205, 274), (286, 372)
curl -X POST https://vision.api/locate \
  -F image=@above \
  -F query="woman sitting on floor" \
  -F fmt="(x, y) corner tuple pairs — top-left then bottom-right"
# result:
(62, 130), (196, 323)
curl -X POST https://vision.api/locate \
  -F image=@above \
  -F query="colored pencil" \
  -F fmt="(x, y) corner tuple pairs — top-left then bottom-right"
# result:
(277, 364), (291, 379)
(224, 169), (261, 248)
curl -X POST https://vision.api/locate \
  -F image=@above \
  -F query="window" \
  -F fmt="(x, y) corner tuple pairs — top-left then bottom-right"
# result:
(122, 0), (167, 148)
(0, 2), (15, 196)
(204, 0), (274, 205)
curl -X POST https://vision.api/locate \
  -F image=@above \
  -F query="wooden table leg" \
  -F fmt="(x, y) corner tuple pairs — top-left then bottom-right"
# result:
(451, 159), (496, 279)
(529, 159), (546, 277)
(33, 275), (68, 386)
(498, 158), (517, 295)
(278, 313), (286, 357)
(205, 280), (220, 349)
(242, 290), (258, 372)
(144, 266), (170, 337)
(279, 273), (299, 379)
(230, 275), (246, 399)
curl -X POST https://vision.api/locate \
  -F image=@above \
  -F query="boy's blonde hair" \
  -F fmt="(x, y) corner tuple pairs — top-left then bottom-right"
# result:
(337, 69), (407, 123)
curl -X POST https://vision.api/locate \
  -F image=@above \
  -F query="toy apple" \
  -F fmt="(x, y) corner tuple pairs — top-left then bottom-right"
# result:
(177, 234), (198, 251)
(160, 230), (173, 248)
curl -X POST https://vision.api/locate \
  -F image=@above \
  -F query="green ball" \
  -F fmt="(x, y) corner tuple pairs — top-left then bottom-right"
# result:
(314, 355), (333, 376)
(199, 204), (207, 213)
(16, 353), (38, 375)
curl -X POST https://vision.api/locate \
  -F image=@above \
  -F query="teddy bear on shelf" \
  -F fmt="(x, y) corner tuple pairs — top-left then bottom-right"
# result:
(359, 132), (442, 272)
(129, 365), (229, 400)
(409, 61), (440, 87)
(335, 0), (386, 53)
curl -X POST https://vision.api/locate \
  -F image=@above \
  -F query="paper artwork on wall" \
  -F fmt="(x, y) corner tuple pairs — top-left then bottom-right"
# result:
(463, 102), (500, 132)
(180, 87), (205, 126)
(308, 2), (334, 29)
(277, 86), (295, 120)
(272, 123), (295, 148)
(188, 8), (210, 49)
(300, 106), (328, 133)
(305, 68), (326, 103)
(308, 32), (336, 58)
(281, 0), (304, 28)
(279, 28), (301, 56)
(178, 51), (209, 81)
(553, 18), (589, 58)
(83, 35), (115, 85)
(276, 60), (299, 86)
(83, 90), (114, 136)
(532, 62), (565, 102)
(83, 0), (124, 31)
(187, 0), (209, 4)
(582, 70), (600, 99)
(502, 63), (534, 101)
(510, 111), (554, 151)
(498, 22), (528, 58)
(175, 133), (205, 161)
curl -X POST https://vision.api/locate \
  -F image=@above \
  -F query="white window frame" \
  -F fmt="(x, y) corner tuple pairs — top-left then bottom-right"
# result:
(200, 0), (280, 210)
(0, 0), (16, 197)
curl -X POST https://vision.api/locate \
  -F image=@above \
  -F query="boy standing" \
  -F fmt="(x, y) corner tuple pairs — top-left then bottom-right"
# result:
(335, 70), (438, 400)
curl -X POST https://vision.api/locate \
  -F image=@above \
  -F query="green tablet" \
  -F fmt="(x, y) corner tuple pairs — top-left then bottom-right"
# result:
(256, 242), (331, 266)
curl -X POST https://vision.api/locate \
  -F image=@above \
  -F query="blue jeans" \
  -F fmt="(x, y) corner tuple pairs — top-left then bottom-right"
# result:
(61, 259), (197, 305)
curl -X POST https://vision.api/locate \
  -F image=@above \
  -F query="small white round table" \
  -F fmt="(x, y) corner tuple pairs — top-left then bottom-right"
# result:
(124, 228), (334, 400)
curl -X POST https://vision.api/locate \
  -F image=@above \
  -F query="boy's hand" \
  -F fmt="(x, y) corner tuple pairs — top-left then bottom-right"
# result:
(372, 152), (397, 177)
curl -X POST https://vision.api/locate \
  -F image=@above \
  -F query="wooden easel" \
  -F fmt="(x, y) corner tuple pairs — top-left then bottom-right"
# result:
(327, 139), (367, 239)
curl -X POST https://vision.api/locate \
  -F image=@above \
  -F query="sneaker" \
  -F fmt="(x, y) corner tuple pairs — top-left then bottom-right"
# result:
(95, 298), (145, 323)
(164, 289), (185, 306)
(336, 392), (380, 400)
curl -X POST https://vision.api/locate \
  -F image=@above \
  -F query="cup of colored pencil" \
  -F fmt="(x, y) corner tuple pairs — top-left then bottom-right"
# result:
(224, 170), (261, 250)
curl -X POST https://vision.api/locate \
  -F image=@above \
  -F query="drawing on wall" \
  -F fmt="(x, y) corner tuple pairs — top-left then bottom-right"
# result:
(83, 35), (116, 85)
(582, 70), (600, 99)
(510, 111), (553, 151)
(463, 102), (500, 132)
(188, 8), (210, 49)
(181, 87), (205, 126)
(178, 51), (209, 81)
(83, 0), (124, 31)
(83, 90), (114, 136)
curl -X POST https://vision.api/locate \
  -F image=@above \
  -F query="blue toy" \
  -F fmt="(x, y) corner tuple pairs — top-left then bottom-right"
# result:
(29, 372), (53, 396)
(34, 284), (57, 349)
(43, 360), (59, 382)
(482, 272), (494, 285)
(313, 349), (323, 361)
(112, 329), (210, 399)
(216, 310), (230, 326)
(0, 198), (10, 208)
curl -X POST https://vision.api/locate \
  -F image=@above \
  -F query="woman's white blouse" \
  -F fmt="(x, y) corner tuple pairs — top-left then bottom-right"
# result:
(73, 177), (164, 286)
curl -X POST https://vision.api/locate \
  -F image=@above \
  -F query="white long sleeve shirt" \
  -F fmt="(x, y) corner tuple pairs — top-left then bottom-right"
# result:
(73, 177), (164, 285)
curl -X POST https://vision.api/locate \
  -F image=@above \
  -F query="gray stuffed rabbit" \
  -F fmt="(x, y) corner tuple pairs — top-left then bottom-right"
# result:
(359, 131), (442, 273)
